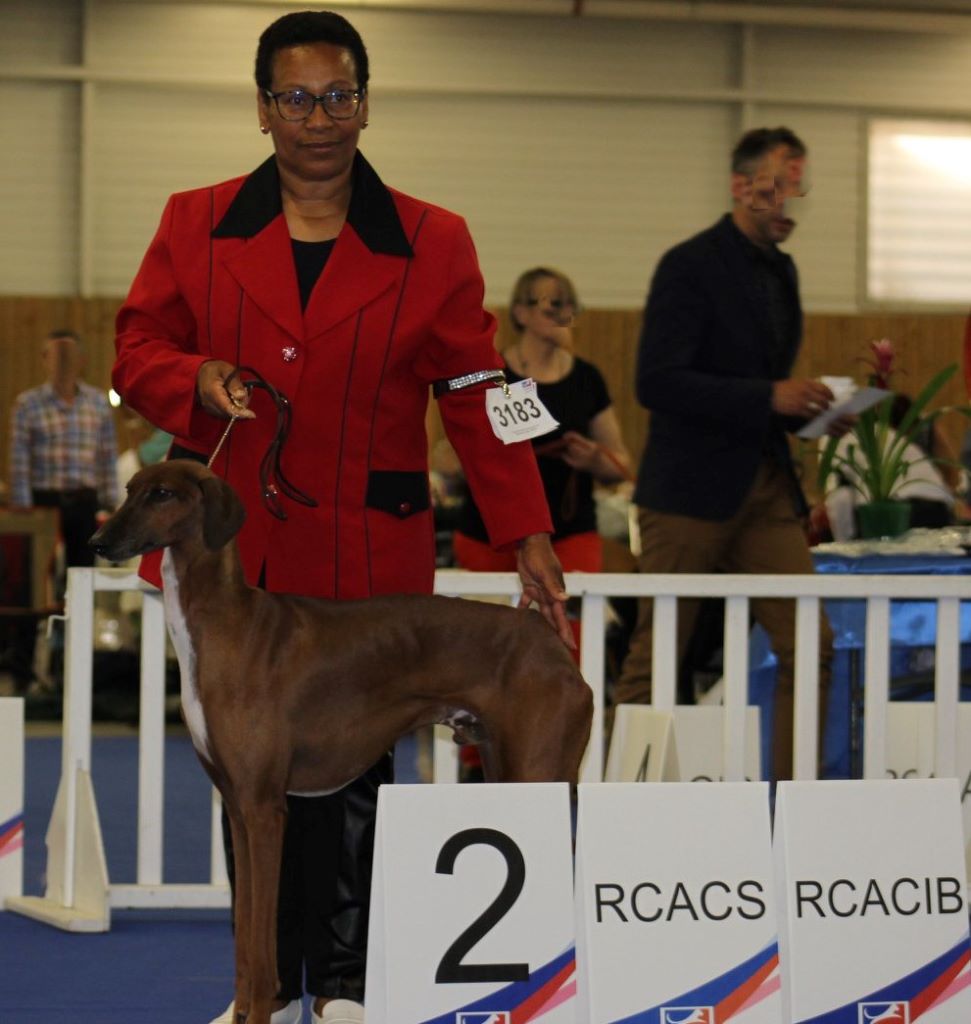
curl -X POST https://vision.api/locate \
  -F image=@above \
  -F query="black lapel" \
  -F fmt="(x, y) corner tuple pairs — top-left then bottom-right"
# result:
(211, 151), (413, 258)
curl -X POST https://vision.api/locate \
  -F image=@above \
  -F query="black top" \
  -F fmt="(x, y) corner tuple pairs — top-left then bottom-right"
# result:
(457, 355), (611, 542)
(291, 238), (336, 310)
(729, 223), (799, 380)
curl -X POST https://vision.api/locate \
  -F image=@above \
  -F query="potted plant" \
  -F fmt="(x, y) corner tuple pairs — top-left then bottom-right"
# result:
(817, 339), (967, 539)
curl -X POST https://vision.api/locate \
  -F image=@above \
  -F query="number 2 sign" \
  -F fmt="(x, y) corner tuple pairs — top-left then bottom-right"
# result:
(365, 783), (577, 1024)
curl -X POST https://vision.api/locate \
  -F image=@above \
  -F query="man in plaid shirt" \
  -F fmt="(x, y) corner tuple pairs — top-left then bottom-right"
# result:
(6, 329), (119, 689)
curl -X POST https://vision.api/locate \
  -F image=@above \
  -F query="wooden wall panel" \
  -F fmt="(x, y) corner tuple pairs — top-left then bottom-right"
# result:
(2, 298), (967, 509)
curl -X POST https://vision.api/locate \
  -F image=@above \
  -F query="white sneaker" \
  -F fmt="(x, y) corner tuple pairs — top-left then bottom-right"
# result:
(208, 1002), (235, 1024)
(311, 999), (365, 1023)
(273, 1001), (304, 1024)
(209, 998), (304, 1024)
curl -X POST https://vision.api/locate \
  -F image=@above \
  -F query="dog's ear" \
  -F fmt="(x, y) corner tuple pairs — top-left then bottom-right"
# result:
(198, 476), (246, 550)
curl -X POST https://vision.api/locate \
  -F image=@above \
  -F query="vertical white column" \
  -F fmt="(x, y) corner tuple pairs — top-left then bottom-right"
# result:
(137, 591), (166, 885)
(651, 594), (678, 711)
(793, 596), (821, 780)
(722, 595), (750, 782)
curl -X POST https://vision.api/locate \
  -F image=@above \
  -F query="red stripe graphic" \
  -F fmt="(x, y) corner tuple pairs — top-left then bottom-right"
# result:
(0, 820), (24, 856)
(715, 952), (779, 1023)
(911, 947), (971, 1020)
(512, 959), (575, 1023)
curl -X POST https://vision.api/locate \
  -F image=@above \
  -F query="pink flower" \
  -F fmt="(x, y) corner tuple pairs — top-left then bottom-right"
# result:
(861, 337), (895, 388)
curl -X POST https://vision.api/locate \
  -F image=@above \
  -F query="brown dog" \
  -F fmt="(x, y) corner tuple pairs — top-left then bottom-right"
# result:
(89, 459), (592, 1024)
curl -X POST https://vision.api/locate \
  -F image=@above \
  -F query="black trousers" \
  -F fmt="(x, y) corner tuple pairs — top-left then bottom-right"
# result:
(32, 487), (99, 574)
(221, 753), (394, 1002)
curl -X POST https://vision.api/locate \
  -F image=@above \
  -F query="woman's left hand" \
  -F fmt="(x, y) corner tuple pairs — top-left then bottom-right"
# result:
(516, 534), (574, 649)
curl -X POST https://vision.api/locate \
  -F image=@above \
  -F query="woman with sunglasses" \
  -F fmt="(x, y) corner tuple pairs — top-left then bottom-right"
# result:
(454, 267), (632, 648)
(113, 12), (571, 1024)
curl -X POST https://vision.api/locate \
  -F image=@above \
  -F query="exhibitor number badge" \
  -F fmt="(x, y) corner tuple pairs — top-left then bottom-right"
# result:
(486, 379), (558, 444)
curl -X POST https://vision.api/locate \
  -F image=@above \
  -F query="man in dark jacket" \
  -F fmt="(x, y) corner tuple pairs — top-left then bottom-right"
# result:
(613, 127), (849, 783)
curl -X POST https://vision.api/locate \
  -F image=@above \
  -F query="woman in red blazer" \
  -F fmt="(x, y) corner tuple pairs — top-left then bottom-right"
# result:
(113, 12), (569, 1024)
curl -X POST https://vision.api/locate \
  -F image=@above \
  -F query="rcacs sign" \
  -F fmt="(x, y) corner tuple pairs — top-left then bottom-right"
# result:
(574, 782), (780, 1024)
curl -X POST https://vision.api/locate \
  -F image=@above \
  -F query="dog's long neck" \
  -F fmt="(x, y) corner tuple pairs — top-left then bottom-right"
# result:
(160, 536), (250, 768)
(162, 535), (249, 615)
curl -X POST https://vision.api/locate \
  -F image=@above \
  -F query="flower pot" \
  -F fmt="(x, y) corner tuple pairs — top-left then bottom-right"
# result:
(856, 500), (911, 540)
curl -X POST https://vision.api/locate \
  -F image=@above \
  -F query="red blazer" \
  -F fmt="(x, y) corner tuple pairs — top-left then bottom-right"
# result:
(114, 154), (551, 598)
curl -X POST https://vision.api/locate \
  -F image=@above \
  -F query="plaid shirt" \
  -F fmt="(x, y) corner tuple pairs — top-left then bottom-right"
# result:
(9, 381), (119, 509)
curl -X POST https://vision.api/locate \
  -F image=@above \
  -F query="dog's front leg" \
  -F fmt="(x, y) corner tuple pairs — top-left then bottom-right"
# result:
(225, 805), (253, 1023)
(242, 797), (288, 1024)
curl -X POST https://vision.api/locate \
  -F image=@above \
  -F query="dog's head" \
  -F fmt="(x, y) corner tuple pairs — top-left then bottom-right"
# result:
(89, 459), (246, 561)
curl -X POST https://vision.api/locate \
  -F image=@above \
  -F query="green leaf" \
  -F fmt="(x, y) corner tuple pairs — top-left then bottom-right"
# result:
(819, 363), (965, 503)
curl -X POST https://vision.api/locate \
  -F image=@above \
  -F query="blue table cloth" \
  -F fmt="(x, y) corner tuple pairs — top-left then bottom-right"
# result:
(749, 550), (971, 778)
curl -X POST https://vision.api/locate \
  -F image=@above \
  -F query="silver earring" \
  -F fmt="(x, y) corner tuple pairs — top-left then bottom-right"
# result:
(260, 125), (269, 134)
(362, 120), (369, 128)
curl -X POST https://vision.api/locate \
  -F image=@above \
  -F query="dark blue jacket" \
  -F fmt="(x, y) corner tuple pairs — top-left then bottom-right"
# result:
(633, 214), (807, 521)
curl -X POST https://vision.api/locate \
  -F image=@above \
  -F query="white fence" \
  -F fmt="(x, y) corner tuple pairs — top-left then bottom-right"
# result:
(6, 565), (969, 930)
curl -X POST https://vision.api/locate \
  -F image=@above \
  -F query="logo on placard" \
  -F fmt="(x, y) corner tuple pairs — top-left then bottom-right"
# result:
(858, 1002), (910, 1024)
(455, 1013), (511, 1024)
(660, 1008), (714, 1024)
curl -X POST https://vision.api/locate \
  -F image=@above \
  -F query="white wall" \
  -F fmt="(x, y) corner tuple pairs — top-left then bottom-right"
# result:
(3, 0), (971, 310)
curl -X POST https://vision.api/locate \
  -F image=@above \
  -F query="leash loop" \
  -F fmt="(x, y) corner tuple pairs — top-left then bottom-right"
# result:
(216, 366), (319, 521)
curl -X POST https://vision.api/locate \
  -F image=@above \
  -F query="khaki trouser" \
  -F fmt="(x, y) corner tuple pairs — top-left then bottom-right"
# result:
(613, 460), (833, 783)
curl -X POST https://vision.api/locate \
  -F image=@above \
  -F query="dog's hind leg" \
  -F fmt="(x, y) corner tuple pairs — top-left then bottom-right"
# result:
(241, 797), (288, 1024)
(485, 667), (593, 783)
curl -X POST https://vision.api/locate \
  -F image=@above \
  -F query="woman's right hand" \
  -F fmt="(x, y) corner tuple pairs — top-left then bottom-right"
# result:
(196, 360), (256, 420)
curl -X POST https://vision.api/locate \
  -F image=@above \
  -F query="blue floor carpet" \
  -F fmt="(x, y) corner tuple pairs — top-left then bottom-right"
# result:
(1, 730), (421, 1023)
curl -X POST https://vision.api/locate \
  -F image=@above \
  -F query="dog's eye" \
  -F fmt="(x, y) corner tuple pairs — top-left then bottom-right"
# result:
(148, 487), (175, 502)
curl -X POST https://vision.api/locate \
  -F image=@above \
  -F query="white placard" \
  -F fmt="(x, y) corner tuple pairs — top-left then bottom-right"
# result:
(0, 697), (25, 907)
(774, 780), (971, 1024)
(365, 783), (576, 1024)
(605, 706), (679, 782)
(885, 703), (971, 882)
(673, 706), (762, 782)
(575, 783), (780, 1024)
(486, 378), (559, 444)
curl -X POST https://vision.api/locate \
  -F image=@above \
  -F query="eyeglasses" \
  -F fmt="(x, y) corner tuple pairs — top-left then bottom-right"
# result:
(525, 298), (576, 312)
(524, 296), (578, 326)
(263, 88), (364, 122)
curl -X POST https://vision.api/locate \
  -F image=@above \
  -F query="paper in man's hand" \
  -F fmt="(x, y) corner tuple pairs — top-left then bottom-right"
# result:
(796, 386), (889, 440)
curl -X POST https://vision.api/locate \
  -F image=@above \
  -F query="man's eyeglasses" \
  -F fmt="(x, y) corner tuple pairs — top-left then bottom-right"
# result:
(263, 88), (364, 122)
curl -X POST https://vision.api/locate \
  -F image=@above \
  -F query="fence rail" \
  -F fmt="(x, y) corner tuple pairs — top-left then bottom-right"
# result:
(10, 565), (970, 927)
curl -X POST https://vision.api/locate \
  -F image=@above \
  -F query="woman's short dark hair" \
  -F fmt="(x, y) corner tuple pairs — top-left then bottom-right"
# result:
(731, 126), (806, 175)
(255, 11), (370, 92)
